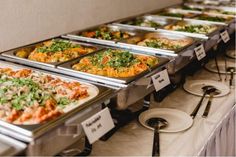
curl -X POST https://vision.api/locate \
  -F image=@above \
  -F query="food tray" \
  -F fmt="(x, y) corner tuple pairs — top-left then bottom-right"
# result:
(149, 8), (198, 20)
(157, 19), (224, 51)
(0, 38), (102, 69)
(185, 2), (236, 9)
(0, 60), (115, 141)
(173, 4), (204, 14)
(58, 48), (170, 87)
(62, 24), (143, 47)
(112, 15), (174, 32)
(0, 134), (26, 156)
(158, 19), (224, 39)
(169, 4), (236, 18)
(192, 13), (235, 26)
(203, 7), (236, 17)
(118, 31), (196, 57)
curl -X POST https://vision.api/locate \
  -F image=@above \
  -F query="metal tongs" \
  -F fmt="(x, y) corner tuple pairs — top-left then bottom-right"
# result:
(191, 85), (213, 119)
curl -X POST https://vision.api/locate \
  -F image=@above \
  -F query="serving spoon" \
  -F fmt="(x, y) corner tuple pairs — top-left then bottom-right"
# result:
(146, 117), (168, 157)
(202, 87), (221, 118)
(190, 85), (214, 119)
(227, 67), (235, 87)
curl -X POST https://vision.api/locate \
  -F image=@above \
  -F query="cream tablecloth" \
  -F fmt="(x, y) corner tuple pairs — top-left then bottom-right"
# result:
(91, 67), (236, 156)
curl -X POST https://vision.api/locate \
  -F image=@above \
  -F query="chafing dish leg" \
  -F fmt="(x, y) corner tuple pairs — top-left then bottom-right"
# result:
(133, 94), (151, 117)
(100, 102), (134, 141)
(76, 137), (92, 156)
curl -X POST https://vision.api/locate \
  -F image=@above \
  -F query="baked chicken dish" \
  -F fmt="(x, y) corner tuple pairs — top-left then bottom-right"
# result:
(0, 68), (94, 124)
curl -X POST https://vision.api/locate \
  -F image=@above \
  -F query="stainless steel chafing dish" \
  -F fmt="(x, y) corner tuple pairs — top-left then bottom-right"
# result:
(112, 15), (174, 32)
(157, 19), (225, 51)
(58, 48), (169, 87)
(117, 31), (202, 74)
(62, 24), (143, 48)
(0, 38), (103, 70)
(57, 48), (170, 109)
(160, 4), (236, 34)
(0, 42), (170, 109)
(147, 8), (198, 20)
(63, 25), (202, 74)
(188, 13), (236, 34)
(182, 3), (236, 17)
(118, 31), (197, 55)
(0, 60), (116, 156)
(168, 4), (204, 14)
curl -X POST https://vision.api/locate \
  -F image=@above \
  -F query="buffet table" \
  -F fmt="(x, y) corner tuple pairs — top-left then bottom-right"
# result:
(91, 65), (236, 156)
(0, 0), (235, 155)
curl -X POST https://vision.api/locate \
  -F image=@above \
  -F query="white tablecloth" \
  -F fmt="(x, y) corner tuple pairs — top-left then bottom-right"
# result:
(91, 67), (236, 156)
(199, 105), (235, 156)
(151, 69), (236, 156)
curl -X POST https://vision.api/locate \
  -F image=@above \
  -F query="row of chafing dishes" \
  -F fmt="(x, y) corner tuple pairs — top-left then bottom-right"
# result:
(0, 1), (235, 156)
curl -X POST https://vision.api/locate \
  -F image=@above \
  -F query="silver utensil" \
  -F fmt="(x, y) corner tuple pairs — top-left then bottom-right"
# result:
(146, 117), (168, 157)
(227, 67), (235, 86)
(190, 85), (214, 119)
(224, 56), (228, 81)
(202, 87), (221, 118)
(214, 57), (222, 81)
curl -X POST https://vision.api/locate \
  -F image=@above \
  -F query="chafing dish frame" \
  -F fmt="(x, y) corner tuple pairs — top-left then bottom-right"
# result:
(0, 37), (104, 69)
(0, 60), (116, 142)
(57, 48), (170, 88)
(112, 15), (175, 32)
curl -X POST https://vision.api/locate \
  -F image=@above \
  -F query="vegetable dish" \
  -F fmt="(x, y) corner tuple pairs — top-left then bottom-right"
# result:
(16, 39), (97, 63)
(164, 21), (217, 34)
(80, 26), (132, 41)
(72, 49), (158, 78)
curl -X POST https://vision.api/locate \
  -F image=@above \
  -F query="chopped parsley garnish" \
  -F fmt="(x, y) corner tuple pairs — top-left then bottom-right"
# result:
(90, 49), (139, 68)
(58, 97), (71, 107)
(0, 77), (52, 110)
(36, 39), (81, 53)
(197, 16), (226, 22)
(145, 40), (181, 50)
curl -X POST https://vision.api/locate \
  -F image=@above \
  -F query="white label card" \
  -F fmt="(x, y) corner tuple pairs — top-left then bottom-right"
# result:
(151, 69), (170, 92)
(194, 44), (206, 61)
(220, 30), (230, 43)
(81, 107), (114, 144)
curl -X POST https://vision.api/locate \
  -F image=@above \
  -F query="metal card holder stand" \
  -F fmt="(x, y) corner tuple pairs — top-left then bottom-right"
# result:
(99, 92), (161, 142)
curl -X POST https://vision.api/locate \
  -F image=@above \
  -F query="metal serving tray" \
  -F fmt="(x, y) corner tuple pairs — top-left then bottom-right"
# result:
(169, 4), (236, 18)
(148, 8), (198, 20)
(0, 60), (115, 142)
(112, 15), (174, 32)
(58, 48), (170, 87)
(0, 134), (26, 156)
(118, 31), (197, 57)
(203, 8), (236, 18)
(0, 38), (103, 69)
(158, 19), (224, 39)
(157, 19), (225, 52)
(188, 13), (235, 29)
(171, 4), (204, 14)
(184, 2), (236, 10)
(62, 24), (143, 47)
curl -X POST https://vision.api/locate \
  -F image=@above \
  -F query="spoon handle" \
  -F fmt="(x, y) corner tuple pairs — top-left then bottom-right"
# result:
(230, 71), (234, 86)
(202, 93), (213, 118)
(152, 124), (160, 156)
(191, 92), (206, 119)
(214, 56), (222, 81)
